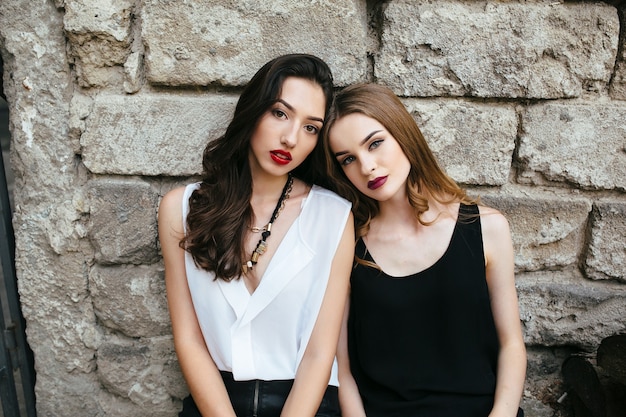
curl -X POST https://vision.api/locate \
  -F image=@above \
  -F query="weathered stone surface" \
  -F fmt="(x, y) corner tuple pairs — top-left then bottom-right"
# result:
(23, 188), (91, 255)
(68, 92), (94, 149)
(64, 0), (136, 87)
(518, 270), (626, 349)
(403, 99), (517, 185)
(64, 0), (135, 45)
(15, 248), (100, 371)
(612, 60), (626, 100)
(610, 33), (626, 100)
(96, 335), (183, 414)
(90, 264), (169, 337)
(124, 50), (145, 93)
(141, 0), (368, 87)
(377, 1), (619, 98)
(81, 93), (236, 176)
(480, 192), (592, 272)
(585, 200), (626, 282)
(13, 243), (101, 414)
(1, 1), (102, 416)
(1, 5), (76, 201)
(518, 102), (626, 190)
(96, 390), (174, 417)
(34, 370), (102, 417)
(88, 178), (159, 264)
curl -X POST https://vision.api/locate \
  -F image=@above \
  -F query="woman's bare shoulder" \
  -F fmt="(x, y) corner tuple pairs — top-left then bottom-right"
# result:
(158, 186), (188, 234)
(477, 204), (512, 240)
(161, 186), (187, 207)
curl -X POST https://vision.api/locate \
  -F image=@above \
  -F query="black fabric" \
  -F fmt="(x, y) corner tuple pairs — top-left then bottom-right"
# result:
(348, 204), (522, 417)
(178, 371), (340, 417)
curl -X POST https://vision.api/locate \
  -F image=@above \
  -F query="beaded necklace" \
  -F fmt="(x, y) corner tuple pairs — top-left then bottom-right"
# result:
(244, 174), (293, 273)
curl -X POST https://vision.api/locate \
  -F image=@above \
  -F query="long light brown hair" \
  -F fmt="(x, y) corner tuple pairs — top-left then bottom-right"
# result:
(183, 54), (334, 281)
(322, 83), (475, 239)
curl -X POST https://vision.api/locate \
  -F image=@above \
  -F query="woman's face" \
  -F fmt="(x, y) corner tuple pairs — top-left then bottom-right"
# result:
(249, 77), (326, 179)
(328, 113), (411, 203)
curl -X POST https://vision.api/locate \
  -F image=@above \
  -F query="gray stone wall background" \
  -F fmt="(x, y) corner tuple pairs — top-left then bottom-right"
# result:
(0, 0), (625, 416)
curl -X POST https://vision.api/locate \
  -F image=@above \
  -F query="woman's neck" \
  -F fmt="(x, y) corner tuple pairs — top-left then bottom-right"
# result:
(250, 173), (291, 204)
(373, 194), (419, 236)
(373, 191), (452, 235)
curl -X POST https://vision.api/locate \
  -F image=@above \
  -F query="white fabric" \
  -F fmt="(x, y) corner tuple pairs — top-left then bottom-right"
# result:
(182, 184), (351, 386)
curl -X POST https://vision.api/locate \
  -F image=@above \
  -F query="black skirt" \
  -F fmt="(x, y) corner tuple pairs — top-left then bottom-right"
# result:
(178, 371), (340, 417)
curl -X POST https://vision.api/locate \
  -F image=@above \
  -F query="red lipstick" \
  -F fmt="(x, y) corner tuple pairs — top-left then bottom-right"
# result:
(368, 176), (387, 190)
(270, 150), (292, 165)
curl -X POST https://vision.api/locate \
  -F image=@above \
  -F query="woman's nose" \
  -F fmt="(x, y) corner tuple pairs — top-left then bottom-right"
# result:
(360, 156), (376, 175)
(280, 124), (298, 148)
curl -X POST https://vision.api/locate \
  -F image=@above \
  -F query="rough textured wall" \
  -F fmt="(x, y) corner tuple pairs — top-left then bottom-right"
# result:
(0, 0), (624, 416)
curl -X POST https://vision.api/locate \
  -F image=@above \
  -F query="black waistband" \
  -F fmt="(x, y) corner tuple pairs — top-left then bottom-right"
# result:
(221, 371), (338, 417)
(178, 372), (339, 417)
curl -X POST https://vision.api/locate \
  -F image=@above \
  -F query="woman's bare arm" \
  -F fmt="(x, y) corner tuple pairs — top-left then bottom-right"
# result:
(480, 207), (527, 417)
(159, 187), (237, 417)
(337, 298), (367, 417)
(280, 213), (355, 417)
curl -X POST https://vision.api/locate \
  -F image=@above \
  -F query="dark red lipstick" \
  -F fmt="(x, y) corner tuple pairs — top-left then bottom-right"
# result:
(368, 176), (387, 190)
(270, 150), (292, 165)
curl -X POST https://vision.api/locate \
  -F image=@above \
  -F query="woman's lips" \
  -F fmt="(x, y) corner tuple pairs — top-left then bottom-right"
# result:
(270, 150), (292, 165)
(368, 176), (387, 190)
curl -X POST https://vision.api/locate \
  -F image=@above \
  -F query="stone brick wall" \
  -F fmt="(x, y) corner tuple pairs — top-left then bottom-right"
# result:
(0, 0), (624, 416)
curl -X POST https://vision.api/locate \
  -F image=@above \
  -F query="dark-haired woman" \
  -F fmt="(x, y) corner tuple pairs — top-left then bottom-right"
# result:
(159, 54), (354, 417)
(323, 83), (526, 417)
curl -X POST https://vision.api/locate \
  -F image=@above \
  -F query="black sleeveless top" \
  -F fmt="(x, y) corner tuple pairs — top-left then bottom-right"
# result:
(348, 204), (519, 417)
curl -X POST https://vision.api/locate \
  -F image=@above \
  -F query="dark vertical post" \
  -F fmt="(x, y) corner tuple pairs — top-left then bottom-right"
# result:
(0, 129), (36, 417)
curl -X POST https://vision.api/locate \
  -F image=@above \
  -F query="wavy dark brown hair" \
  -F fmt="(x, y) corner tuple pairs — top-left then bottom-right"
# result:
(322, 83), (476, 241)
(183, 54), (334, 280)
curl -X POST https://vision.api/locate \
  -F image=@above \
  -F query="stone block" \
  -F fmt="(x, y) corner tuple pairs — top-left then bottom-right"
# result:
(95, 391), (178, 417)
(34, 371), (102, 417)
(69, 92), (93, 148)
(610, 37), (626, 100)
(88, 178), (159, 264)
(1, 0), (75, 201)
(13, 243), (99, 373)
(403, 99), (517, 185)
(96, 335), (183, 413)
(518, 102), (626, 190)
(89, 264), (170, 337)
(480, 192), (592, 272)
(64, 0), (136, 87)
(585, 200), (626, 282)
(81, 92), (236, 176)
(141, 0), (368, 87)
(124, 50), (145, 94)
(517, 270), (626, 349)
(376, 1), (619, 98)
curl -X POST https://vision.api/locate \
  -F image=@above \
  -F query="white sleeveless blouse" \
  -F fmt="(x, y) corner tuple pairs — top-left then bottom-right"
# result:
(182, 184), (351, 386)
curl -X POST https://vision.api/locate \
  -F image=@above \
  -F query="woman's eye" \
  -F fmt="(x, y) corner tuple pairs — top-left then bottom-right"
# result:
(369, 139), (383, 150)
(273, 109), (287, 119)
(340, 156), (355, 166)
(304, 125), (319, 134)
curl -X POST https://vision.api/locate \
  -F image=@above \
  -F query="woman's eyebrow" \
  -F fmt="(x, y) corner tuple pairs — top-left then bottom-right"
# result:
(276, 99), (324, 123)
(334, 130), (383, 157)
(360, 130), (382, 146)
